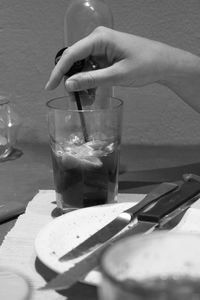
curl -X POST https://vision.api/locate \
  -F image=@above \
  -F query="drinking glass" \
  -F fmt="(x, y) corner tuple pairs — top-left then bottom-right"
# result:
(0, 95), (21, 160)
(99, 232), (200, 300)
(0, 267), (32, 300)
(47, 96), (123, 212)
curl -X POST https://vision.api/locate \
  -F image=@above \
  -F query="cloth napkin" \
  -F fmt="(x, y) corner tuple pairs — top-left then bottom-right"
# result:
(0, 190), (200, 300)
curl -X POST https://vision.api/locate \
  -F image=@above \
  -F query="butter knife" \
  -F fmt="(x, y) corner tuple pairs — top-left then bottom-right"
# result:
(41, 176), (200, 291)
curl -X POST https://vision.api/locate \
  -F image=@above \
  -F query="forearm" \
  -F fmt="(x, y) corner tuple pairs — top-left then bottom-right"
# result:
(45, 27), (200, 111)
(159, 47), (200, 112)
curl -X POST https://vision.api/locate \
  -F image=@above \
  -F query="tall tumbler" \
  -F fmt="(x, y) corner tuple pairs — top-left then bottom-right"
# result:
(47, 96), (123, 212)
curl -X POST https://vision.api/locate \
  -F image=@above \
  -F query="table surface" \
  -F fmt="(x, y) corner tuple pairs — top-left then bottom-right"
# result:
(1, 140), (200, 299)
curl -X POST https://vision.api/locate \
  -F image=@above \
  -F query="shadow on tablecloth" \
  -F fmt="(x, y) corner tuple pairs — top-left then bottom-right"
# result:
(35, 257), (98, 300)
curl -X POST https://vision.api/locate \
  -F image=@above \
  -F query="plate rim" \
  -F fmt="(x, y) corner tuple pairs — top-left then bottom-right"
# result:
(34, 202), (135, 283)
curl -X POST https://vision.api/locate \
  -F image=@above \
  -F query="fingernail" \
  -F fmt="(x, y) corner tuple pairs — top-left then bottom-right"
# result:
(66, 79), (79, 91)
(45, 81), (51, 90)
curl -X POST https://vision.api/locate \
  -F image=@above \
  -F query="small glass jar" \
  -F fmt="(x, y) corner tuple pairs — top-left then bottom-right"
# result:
(0, 95), (21, 160)
(0, 266), (32, 300)
(99, 232), (200, 300)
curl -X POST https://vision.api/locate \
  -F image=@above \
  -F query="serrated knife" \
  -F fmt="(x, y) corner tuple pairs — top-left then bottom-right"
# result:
(59, 181), (178, 262)
(41, 177), (200, 291)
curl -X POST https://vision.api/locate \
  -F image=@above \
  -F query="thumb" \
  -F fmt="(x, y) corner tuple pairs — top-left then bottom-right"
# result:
(65, 65), (120, 91)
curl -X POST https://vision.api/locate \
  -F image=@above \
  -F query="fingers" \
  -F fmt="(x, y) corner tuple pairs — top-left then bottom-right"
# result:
(45, 33), (100, 90)
(65, 63), (122, 91)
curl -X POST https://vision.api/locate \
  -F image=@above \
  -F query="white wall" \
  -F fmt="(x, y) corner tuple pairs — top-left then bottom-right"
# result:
(0, 0), (200, 146)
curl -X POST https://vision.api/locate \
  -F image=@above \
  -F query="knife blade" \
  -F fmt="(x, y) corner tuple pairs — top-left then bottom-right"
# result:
(59, 181), (178, 261)
(41, 177), (200, 291)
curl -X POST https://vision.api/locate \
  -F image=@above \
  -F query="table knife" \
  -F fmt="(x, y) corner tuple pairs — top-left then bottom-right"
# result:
(41, 176), (200, 291)
(59, 181), (178, 261)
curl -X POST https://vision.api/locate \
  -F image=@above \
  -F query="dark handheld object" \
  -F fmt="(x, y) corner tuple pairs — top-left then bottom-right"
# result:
(55, 47), (98, 77)
(55, 48), (85, 76)
(55, 47), (94, 142)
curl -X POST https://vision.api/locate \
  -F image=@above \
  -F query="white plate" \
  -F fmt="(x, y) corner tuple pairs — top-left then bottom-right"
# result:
(35, 202), (136, 286)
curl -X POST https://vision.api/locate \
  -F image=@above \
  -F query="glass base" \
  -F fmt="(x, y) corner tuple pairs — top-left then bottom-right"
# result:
(0, 145), (12, 161)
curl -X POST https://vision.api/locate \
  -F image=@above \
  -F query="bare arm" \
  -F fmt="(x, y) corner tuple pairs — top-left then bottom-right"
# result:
(158, 48), (200, 112)
(46, 27), (200, 112)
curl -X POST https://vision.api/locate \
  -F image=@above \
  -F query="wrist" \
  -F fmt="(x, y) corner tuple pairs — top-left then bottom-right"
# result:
(158, 45), (200, 87)
(157, 44), (200, 111)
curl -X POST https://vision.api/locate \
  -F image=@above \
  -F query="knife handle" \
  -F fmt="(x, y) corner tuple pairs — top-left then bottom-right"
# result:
(125, 182), (178, 217)
(138, 180), (200, 223)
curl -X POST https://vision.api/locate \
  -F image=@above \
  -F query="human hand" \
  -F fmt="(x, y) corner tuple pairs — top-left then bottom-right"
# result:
(45, 26), (169, 92)
(45, 26), (200, 112)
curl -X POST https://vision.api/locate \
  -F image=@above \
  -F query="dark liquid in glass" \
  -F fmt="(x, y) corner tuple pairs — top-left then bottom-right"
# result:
(51, 141), (119, 210)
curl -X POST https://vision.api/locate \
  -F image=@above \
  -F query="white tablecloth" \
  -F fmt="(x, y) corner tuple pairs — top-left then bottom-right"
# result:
(0, 190), (200, 299)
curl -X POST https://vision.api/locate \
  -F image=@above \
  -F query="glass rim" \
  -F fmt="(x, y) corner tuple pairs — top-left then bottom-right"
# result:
(0, 265), (33, 299)
(46, 96), (123, 112)
(100, 232), (200, 295)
